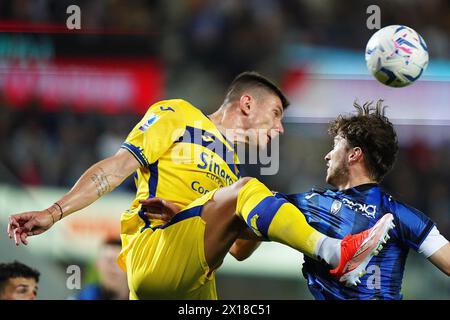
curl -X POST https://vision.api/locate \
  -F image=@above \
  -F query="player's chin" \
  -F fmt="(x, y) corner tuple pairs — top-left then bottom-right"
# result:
(325, 171), (333, 185)
(246, 134), (267, 148)
(256, 136), (270, 149)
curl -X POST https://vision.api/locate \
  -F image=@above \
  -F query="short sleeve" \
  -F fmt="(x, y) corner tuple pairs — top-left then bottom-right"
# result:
(121, 100), (187, 167)
(392, 202), (436, 252)
(418, 226), (449, 258)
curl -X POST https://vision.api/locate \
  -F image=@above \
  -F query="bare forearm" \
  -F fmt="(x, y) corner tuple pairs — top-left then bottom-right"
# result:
(54, 150), (139, 219)
(428, 243), (450, 276)
(7, 149), (139, 246)
(57, 163), (120, 217)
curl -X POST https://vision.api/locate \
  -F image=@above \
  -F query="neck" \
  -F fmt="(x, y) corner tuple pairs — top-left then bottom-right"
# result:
(208, 107), (229, 138)
(336, 172), (377, 191)
(208, 108), (224, 129)
(208, 105), (247, 144)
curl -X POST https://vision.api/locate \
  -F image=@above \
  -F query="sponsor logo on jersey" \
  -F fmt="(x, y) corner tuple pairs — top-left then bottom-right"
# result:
(341, 198), (377, 219)
(139, 113), (160, 131)
(191, 180), (210, 195)
(197, 151), (236, 186)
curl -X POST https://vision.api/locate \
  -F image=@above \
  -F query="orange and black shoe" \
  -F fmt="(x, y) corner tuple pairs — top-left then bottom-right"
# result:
(330, 213), (395, 287)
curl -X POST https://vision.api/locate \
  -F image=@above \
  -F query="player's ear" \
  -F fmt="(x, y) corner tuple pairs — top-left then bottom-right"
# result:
(348, 147), (363, 164)
(239, 95), (252, 116)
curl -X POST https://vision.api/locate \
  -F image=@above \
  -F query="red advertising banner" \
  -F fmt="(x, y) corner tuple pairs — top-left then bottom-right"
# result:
(0, 57), (164, 114)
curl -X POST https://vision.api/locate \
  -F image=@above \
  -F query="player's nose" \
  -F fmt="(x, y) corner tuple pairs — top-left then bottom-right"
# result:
(274, 120), (284, 135)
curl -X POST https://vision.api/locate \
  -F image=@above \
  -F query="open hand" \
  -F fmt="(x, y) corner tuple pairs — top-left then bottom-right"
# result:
(7, 210), (55, 246)
(139, 198), (181, 222)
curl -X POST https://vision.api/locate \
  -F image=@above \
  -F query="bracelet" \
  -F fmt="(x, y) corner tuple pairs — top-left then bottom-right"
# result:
(54, 202), (64, 221)
(46, 208), (55, 225)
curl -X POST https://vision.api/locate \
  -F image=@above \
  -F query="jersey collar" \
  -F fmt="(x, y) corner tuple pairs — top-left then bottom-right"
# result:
(336, 183), (379, 196)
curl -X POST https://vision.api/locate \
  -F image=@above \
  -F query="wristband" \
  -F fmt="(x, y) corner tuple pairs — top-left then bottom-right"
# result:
(54, 202), (64, 221)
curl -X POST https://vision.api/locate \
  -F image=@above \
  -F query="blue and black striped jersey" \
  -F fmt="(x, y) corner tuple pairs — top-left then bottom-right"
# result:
(276, 184), (435, 300)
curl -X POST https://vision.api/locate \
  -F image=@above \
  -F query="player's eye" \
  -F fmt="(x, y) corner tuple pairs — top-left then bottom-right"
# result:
(16, 287), (27, 294)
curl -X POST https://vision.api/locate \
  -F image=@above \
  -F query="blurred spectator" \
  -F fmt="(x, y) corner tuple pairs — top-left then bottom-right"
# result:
(73, 238), (128, 300)
(0, 261), (40, 300)
(1, 0), (450, 60)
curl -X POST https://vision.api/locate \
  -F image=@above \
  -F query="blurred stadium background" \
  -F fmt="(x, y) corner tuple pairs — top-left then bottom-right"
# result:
(0, 0), (449, 299)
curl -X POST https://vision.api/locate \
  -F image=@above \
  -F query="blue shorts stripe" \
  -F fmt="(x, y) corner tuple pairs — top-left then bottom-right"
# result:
(140, 205), (203, 233)
(157, 205), (203, 230)
(138, 209), (151, 232)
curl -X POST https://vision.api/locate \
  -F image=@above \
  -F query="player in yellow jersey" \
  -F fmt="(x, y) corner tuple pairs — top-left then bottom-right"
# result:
(7, 71), (393, 299)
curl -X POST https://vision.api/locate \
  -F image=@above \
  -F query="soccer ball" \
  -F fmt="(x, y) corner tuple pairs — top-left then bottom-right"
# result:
(365, 25), (429, 87)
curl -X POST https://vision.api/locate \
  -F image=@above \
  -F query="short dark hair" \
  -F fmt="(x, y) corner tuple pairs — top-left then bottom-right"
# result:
(0, 261), (40, 292)
(225, 71), (290, 109)
(328, 100), (399, 182)
(103, 237), (122, 247)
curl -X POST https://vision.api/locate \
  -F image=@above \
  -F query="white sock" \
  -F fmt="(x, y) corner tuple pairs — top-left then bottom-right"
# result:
(315, 237), (341, 268)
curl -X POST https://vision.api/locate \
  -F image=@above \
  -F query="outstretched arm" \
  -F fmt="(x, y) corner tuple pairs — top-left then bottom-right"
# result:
(54, 148), (139, 216)
(428, 243), (450, 276)
(7, 149), (140, 245)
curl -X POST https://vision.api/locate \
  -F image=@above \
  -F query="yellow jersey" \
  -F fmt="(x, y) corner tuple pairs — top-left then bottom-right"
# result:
(118, 99), (240, 271)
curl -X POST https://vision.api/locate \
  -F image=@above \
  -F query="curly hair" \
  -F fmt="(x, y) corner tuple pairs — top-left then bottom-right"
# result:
(328, 100), (399, 182)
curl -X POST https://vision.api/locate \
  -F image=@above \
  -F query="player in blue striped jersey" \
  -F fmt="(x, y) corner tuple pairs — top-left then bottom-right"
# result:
(139, 100), (449, 299)
(276, 100), (449, 299)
